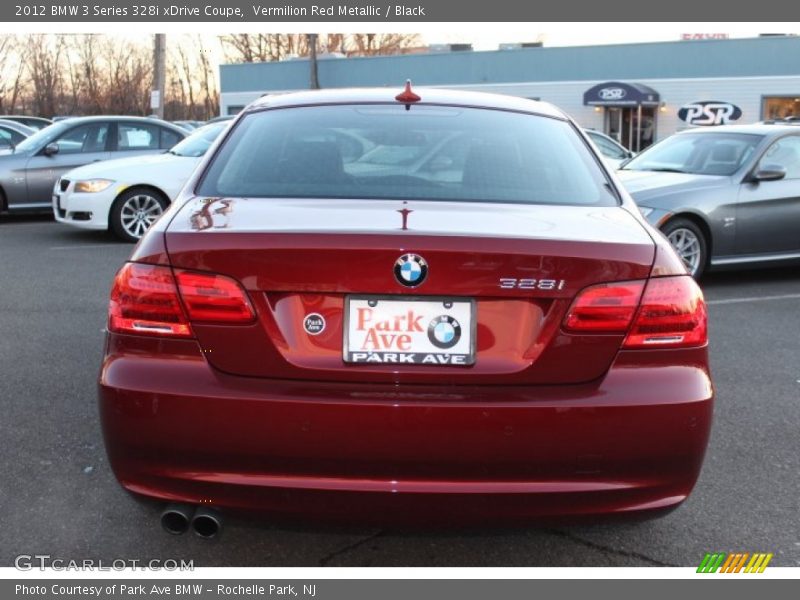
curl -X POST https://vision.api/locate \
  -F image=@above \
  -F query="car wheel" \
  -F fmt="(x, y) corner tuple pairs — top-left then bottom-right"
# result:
(661, 218), (708, 279)
(110, 188), (168, 243)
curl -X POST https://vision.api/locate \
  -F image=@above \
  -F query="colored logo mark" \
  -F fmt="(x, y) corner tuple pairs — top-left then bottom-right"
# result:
(697, 552), (773, 573)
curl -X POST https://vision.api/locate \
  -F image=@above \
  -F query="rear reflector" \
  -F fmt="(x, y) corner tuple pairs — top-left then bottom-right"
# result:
(109, 263), (191, 337)
(563, 281), (645, 333)
(109, 264), (255, 337)
(623, 276), (707, 348)
(175, 270), (255, 323)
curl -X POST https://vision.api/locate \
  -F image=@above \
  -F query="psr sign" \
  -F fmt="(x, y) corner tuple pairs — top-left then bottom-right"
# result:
(678, 101), (742, 126)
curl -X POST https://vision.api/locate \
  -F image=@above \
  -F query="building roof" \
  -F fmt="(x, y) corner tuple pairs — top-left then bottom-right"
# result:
(221, 37), (800, 94)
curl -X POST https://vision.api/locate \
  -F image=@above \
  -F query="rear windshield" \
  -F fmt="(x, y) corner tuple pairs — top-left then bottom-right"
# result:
(196, 104), (616, 206)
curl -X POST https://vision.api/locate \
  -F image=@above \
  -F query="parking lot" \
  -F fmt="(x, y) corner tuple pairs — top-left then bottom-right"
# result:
(1, 213), (798, 568)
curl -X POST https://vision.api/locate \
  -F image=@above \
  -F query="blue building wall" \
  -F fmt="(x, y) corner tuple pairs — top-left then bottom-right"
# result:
(220, 37), (800, 94)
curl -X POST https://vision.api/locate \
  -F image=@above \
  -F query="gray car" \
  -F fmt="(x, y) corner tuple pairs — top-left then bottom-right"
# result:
(1, 115), (53, 131)
(618, 122), (800, 278)
(0, 116), (186, 213)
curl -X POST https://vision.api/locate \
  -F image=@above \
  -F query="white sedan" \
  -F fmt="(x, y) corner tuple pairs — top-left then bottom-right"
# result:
(53, 121), (230, 242)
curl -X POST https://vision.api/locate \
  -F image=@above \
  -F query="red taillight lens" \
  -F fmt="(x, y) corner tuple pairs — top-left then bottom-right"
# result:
(624, 276), (707, 348)
(564, 280), (646, 333)
(109, 264), (255, 337)
(109, 263), (191, 337)
(174, 270), (255, 323)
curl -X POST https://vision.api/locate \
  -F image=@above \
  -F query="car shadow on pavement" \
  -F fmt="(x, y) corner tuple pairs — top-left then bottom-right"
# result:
(701, 265), (800, 289)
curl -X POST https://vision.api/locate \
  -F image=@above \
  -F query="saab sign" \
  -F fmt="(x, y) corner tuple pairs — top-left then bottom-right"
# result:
(678, 101), (742, 126)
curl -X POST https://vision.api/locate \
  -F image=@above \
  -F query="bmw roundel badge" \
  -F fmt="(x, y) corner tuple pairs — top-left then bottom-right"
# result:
(427, 315), (461, 349)
(394, 253), (428, 287)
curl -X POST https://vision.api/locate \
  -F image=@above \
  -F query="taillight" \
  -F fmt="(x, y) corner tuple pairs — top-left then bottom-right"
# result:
(623, 276), (707, 348)
(174, 270), (255, 323)
(108, 264), (255, 337)
(563, 281), (645, 333)
(109, 263), (191, 337)
(564, 276), (707, 349)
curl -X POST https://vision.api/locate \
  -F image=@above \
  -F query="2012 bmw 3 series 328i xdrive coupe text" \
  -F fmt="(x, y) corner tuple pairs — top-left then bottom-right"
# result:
(99, 86), (713, 532)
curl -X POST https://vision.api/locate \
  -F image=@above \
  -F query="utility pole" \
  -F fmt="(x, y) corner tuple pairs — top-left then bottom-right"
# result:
(308, 33), (320, 89)
(152, 33), (167, 118)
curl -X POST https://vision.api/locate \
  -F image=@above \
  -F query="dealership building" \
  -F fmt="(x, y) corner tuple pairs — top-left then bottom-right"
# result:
(219, 36), (800, 152)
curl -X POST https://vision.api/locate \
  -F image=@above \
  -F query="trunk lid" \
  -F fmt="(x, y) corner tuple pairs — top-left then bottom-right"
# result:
(165, 197), (655, 384)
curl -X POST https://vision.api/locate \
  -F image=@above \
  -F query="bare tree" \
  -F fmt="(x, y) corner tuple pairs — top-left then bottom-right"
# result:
(220, 33), (421, 63)
(27, 35), (65, 117)
(2, 34), (218, 119)
(0, 35), (29, 113)
(167, 35), (220, 120)
(196, 36), (220, 118)
(220, 34), (290, 63)
(346, 34), (422, 56)
(73, 34), (104, 113)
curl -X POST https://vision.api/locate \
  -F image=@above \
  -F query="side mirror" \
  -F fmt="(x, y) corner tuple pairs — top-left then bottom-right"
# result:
(751, 164), (786, 182)
(43, 142), (60, 156)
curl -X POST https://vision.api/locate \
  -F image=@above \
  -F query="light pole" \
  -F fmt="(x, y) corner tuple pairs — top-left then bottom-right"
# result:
(152, 33), (167, 118)
(308, 33), (320, 90)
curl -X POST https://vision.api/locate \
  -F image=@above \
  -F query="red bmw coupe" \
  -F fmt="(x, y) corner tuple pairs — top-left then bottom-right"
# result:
(99, 86), (712, 535)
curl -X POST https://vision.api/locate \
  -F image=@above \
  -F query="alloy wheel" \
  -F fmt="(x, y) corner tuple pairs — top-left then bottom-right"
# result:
(667, 227), (702, 276)
(119, 194), (164, 239)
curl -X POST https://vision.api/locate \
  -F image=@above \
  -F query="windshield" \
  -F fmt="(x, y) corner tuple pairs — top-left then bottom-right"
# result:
(197, 104), (616, 206)
(12, 121), (67, 154)
(622, 132), (762, 176)
(169, 122), (227, 157)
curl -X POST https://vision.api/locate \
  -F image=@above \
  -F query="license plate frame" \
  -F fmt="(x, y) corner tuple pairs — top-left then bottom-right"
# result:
(343, 295), (477, 366)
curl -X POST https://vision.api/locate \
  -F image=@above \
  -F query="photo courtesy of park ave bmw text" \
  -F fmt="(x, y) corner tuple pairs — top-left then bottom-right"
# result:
(0, 0), (798, 595)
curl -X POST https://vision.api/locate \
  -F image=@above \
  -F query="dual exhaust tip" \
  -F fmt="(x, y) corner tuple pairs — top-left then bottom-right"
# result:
(160, 504), (222, 538)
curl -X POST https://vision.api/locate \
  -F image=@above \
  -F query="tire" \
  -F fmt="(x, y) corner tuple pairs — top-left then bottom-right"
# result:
(110, 187), (168, 243)
(661, 218), (709, 279)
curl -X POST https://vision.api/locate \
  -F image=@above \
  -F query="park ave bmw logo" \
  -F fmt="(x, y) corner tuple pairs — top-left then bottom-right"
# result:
(394, 253), (428, 287)
(428, 315), (462, 349)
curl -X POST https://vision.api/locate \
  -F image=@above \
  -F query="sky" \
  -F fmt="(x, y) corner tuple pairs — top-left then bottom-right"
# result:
(431, 24), (798, 50)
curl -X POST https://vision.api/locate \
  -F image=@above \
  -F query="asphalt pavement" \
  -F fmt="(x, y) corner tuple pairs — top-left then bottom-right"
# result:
(1, 214), (798, 567)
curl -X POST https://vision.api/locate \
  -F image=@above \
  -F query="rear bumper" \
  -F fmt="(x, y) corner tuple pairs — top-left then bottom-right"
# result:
(99, 335), (713, 524)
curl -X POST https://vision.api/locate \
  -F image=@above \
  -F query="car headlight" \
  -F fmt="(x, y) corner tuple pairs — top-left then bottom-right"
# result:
(74, 179), (115, 193)
(638, 206), (655, 217)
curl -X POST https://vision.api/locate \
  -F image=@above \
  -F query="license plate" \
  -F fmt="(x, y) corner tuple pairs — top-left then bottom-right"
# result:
(344, 296), (476, 366)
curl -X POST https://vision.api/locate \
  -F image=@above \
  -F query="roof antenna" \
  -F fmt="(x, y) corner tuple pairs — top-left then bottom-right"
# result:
(395, 80), (421, 110)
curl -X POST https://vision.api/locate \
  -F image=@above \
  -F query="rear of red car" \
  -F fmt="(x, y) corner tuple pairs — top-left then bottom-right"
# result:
(99, 89), (712, 525)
